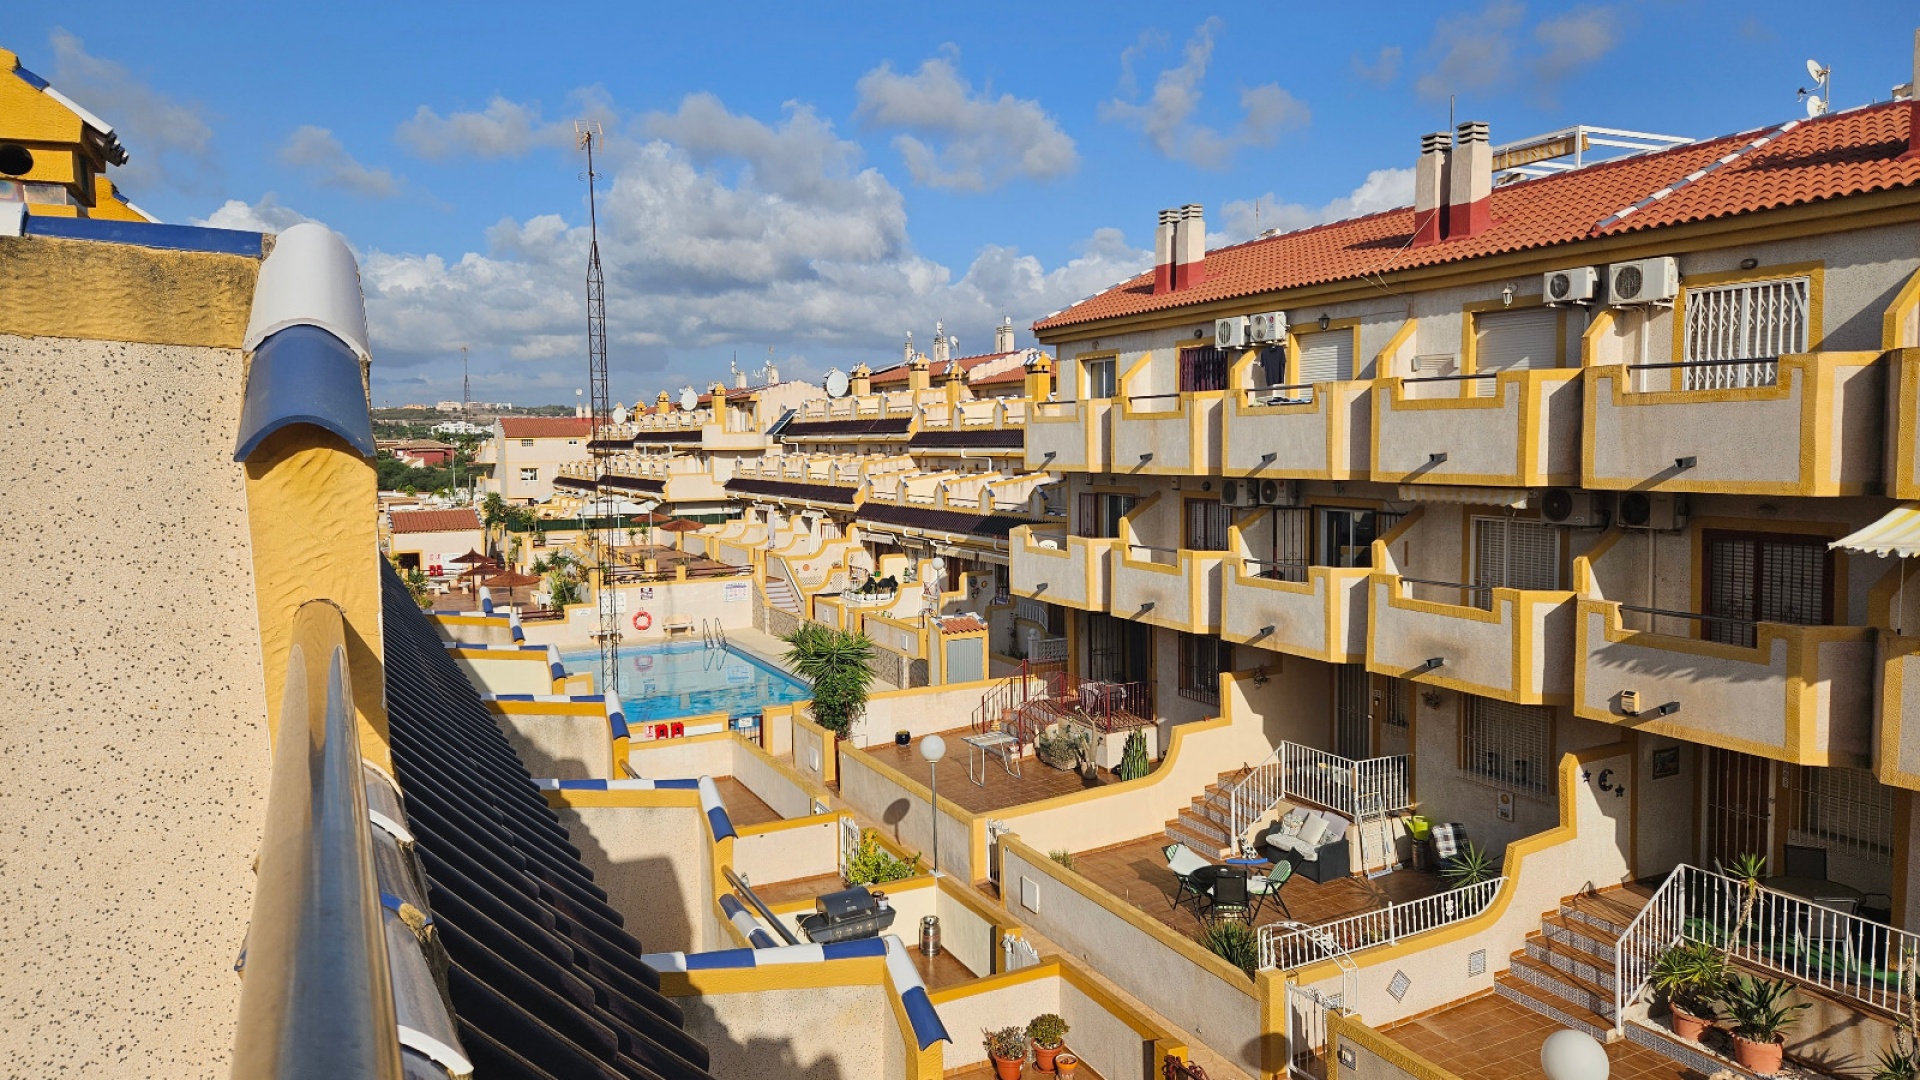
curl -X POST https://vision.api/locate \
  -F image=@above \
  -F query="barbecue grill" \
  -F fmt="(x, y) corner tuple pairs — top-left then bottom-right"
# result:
(798, 886), (898, 944)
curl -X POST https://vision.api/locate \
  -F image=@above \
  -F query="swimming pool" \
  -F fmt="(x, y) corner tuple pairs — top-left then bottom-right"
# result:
(559, 642), (810, 723)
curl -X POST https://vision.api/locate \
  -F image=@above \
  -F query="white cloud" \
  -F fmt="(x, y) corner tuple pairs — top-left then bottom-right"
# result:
(1100, 18), (1309, 170)
(1532, 7), (1623, 86)
(854, 54), (1077, 191)
(189, 194), (317, 233)
(1413, 3), (1623, 102)
(1218, 168), (1416, 244)
(280, 126), (402, 198)
(1352, 46), (1403, 85)
(44, 29), (217, 197)
(393, 88), (615, 159)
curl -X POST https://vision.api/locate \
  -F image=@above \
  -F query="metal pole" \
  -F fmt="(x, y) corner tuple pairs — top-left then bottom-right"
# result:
(929, 761), (940, 874)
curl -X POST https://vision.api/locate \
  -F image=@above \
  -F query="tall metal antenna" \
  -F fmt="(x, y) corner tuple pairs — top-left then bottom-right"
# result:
(576, 119), (620, 696)
(460, 345), (470, 415)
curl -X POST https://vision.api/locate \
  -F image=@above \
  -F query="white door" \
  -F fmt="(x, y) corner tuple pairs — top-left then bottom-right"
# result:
(1472, 308), (1559, 395)
(1292, 329), (1355, 386)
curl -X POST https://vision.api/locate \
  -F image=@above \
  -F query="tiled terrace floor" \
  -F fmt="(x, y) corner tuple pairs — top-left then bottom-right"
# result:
(711, 775), (783, 828)
(1071, 835), (1445, 938)
(1382, 994), (1707, 1079)
(861, 728), (1117, 813)
(751, 871), (844, 907)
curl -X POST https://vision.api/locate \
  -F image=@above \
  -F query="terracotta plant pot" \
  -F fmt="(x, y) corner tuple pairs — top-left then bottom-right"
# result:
(1056, 1052), (1079, 1078)
(1669, 1005), (1712, 1042)
(1732, 1033), (1785, 1075)
(991, 1051), (1025, 1080)
(1034, 1043), (1061, 1072)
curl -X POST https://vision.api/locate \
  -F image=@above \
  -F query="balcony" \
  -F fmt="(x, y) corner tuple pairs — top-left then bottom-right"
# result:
(1366, 574), (1575, 703)
(1881, 632), (1920, 789)
(1010, 526), (1114, 612)
(1222, 382), (1371, 479)
(1574, 599), (1874, 764)
(1885, 349), (1920, 498)
(1584, 353), (1884, 496)
(1220, 559), (1369, 663)
(1024, 398), (1110, 472)
(1110, 543), (1223, 634)
(1109, 391), (1223, 476)
(1370, 369), (1580, 487)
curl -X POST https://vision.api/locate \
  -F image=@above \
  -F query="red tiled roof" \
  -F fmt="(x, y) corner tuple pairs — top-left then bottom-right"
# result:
(498, 416), (593, 438)
(1036, 103), (1920, 332)
(390, 508), (482, 534)
(869, 351), (1017, 385)
(967, 366), (1032, 387)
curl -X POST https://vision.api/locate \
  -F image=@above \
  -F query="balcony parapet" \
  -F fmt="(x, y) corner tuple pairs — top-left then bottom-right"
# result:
(1024, 398), (1110, 472)
(1010, 527), (1114, 613)
(1110, 391), (1223, 476)
(1367, 572), (1576, 704)
(1112, 544), (1223, 634)
(1370, 369), (1580, 487)
(1223, 381), (1371, 479)
(1221, 559), (1370, 663)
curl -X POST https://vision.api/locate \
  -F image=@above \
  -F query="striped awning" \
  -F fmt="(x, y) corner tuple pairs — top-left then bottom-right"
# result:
(1396, 484), (1533, 508)
(1830, 503), (1920, 557)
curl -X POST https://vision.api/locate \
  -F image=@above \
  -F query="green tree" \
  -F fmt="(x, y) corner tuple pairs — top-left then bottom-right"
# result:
(782, 623), (876, 738)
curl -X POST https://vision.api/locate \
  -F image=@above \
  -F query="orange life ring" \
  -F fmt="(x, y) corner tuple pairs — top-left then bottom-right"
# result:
(632, 610), (652, 632)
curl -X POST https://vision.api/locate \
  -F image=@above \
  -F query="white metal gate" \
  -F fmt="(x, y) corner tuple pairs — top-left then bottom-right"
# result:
(1683, 276), (1809, 389)
(1286, 982), (1344, 1080)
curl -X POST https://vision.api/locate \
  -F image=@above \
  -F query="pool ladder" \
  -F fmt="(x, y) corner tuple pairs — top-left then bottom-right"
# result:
(700, 618), (728, 650)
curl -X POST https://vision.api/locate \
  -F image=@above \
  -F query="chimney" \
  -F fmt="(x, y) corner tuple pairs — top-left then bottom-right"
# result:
(1023, 350), (1054, 402)
(908, 348), (931, 392)
(944, 354), (968, 406)
(655, 390), (672, 414)
(1174, 204), (1207, 290)
(903, 331), (914, 368)
(995, 315), (1015, 353)
(1447, 121), (1493, 241)
(849, 362), (872, 397)
(932, 321), (950, 369)
(1411, 131), (1451, 247)
(1152, 208), (1178, 294)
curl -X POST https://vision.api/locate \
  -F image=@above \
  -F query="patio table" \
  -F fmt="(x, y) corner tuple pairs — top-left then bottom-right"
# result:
(1763, 875), (1864, 910)
(963, 732), (1021, 786)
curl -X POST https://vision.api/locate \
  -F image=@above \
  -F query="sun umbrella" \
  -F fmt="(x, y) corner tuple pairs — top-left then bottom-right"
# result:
(447, 549), (496, 567)
(656, 517), (704, 532)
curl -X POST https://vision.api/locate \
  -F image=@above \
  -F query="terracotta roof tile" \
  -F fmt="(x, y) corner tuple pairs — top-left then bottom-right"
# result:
(869, 351), (1017, 385)
(389, 508), (482, 534)
(498, 416), (593, 438)
(1035, 103), (1920, 332)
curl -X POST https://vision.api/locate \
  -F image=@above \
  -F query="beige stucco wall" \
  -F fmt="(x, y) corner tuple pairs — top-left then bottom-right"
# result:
(837, 749), (977, 883)
(1225, 566), (1370, 663)
(733, 815), (838, 886)
(491, 430), (589, 502)
(494, 708), (613, 779)
(677, 984), (888, 1079)
(451, 651), (554, 695)
(1224, 379), (1372, 478)
(558, 803), (711, 953)
(0, 334), (268, 1077)
(387, 526), (483, 570)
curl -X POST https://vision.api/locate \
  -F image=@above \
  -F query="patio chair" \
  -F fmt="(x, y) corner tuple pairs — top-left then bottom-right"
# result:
(1782, 843), (1827, 880)
(1163, 843), (1211, 912)
(1248, 861), (1294, 920)
(1202, 868), (1252, 921)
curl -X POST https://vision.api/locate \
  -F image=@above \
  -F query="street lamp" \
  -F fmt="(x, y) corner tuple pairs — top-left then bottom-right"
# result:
(920, 733), (947, 874)
(1540, 1030), (1608, 1080)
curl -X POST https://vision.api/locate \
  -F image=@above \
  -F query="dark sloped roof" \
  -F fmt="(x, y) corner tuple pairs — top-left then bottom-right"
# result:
(779, 417), (912, 440)
(553, 475), (596, 491)
(722, 477), (858, 506)
(631, 431), (699, 445)
(855, 502), (1029, 539)
(381, 565), (714, 1080)
(907, 429), (1024, 450)
(603, 475), (666, 495)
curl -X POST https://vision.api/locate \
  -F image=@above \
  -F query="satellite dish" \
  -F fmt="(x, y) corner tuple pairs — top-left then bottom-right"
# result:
(825, 368), (850, 398)
(611, 405), (629, 425)
(1806, 58), (1826, 81)
(679, 387), (698, 411)
(1806, 94), (1826, 118)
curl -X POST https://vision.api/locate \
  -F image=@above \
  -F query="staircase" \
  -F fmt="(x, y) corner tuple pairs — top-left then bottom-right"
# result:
(1494, 889), (1650, 1043)
(763, 577), (800, 614)
(1164, 769), (1251, 860)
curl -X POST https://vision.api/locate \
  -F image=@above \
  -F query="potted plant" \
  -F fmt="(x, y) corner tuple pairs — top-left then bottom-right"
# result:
(1027, 1013), (1069, 1072)
(1440, 842), (1496, 890)
(1055, 1052), (1079, 1078)
(1722, 973), (1809, 1075)
(1648, 941), (1727, 1041)
(983, 1026), (1029, 1080)
(1406, 814), (1434, 872)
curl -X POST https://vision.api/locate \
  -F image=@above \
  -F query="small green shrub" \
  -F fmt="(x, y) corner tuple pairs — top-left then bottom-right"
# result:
(1048, 849), (1076, 870)
(1649, 940), (1728, 1019)
(1722, 973), (1810, 1043)
(843, 829), (922, 886)
(983, 1025), (1029, 1059)
(1441, 842), (1497, 890)
(1026, 1012), (1069, 1048)
(1199, 918), (1259, 977)
(1117, 728), (1150, 781)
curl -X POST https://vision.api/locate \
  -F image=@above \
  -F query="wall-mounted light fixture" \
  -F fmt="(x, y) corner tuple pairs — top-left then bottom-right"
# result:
(1653, 701), (1680, 717)
(1739, 258), (1759, 271)
(1260, 451), (1277, 463)
(1042, 450), (1056, 462)
(1137, 602), (1156, 613)
(1317, 313), (1331, 331)
(1256, 624), (1275, 637)
(1139, 452), (1153, 463)
(1501, 283), (1516, 307)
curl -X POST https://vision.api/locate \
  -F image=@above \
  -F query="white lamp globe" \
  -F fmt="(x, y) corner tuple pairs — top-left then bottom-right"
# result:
(1540, 1029), (1608, 1080)
(920, 734), (947, 763)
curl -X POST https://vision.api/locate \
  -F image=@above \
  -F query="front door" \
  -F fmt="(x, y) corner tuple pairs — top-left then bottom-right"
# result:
(1084, 611), (1151, 685)
(1702, 746), (1773, 869)
(1334, 663), (1372, 759)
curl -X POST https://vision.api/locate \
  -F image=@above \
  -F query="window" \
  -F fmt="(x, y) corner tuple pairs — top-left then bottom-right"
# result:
(520, 439), (534, 447)
(1083, 356), (1117, 399)
(1460, 698), (1553, 796)
(1683, 276), (1809, 389)
(1178, 346), (1229, 392)
(1085, 612), (1151, 684)
(1292, 329), (1355, 385)
(1471, 307), (1559, 396)
(1786, 765), (1894, 859)
(1703, 531), (1832, 647)
(1178, 632), (1230, 705)
(1266, 506), (1311, 582)
(1319, 508), (1401, 569)
(519, 467), (539, 481)
(1076, 492), (1136, 539)
(1183, 498), (1230, 551)
(1470, 517), (1561, 609)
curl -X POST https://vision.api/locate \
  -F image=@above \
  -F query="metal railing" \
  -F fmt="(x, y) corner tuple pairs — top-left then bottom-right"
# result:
(1612, 863), (1920, 1030)
(1259, 877), (1506, 971)
(1224, 741), (1413, 855)
(1242, 383), (1317, 406)
(1629, 356), (1781, 392)
(231, 602), (402, 1079)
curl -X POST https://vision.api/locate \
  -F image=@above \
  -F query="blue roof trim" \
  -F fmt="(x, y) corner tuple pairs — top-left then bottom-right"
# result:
(233, 325), (374, 462)
(705, 806), (737, 843)
(901, 986), (948, 1050)
(683, 948), (758, 971)
(820, 938), (888, 961)
(654, 778), (701, 790)
(748, 928), (779, 948)
(606, 710), (629, 740)
(22, 214), (264, 257)
(12, 63), (50, 90)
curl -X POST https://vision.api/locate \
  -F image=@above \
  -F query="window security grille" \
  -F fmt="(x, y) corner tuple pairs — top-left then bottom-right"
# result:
(1266, 506), (1312, 582)
(1335, 663), (1372, 759)
(1703, 532), (1831, 647)
(1178, 632), (1228, 705)
(1788, 765), (1894, 859)
(1703, 747), (1772, 868)
(1682, 277), (1809, 390)
(1178, 346), (1230, 392)
(1459, 698), (1553, 796)
(1471, 517), (1560, 609)
(1184, 498), (1231, 552)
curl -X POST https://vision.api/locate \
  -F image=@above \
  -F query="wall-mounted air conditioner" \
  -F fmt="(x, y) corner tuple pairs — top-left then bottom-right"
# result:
(1607, 257), (1680, 306)
(1618, 492), (1689, 531)
(1247, 312), (1287, 343)
(1257, 479), (1300, 507)
(1541, 487), (1611, 528)
(1543, 267), (1599, 305)
(1221, 478), (1260, 508)
(1215, 317), (1249, 349)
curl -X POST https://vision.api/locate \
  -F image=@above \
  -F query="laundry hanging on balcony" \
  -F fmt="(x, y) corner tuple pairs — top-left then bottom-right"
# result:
(1394, 484), (1532, 508)
(1829, 503), (1920, 558)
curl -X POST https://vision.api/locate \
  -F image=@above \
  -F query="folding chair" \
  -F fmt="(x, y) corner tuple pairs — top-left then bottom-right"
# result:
(1203, 868), (1252, 922)
(1163, 843), (1210, 912)
(1248, 861), (1294, 920)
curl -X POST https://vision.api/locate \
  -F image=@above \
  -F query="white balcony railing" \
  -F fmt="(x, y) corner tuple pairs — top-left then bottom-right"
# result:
(1259, 877), (1505, 971)
(1224, 741), (1412, 854)
(1030, 637), (1067, 662)
(1613, 863), (1919, 1030)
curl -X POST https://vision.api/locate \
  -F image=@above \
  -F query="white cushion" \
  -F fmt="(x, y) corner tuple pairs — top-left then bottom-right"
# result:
(1294, 813), (1332, 848)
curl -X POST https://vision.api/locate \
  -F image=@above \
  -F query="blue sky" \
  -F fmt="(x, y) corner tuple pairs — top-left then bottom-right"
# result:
(12, 2), (1915, 404)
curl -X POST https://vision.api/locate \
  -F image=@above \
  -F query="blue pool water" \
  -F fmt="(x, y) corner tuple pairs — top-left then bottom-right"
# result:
(559, 642), (809, 722)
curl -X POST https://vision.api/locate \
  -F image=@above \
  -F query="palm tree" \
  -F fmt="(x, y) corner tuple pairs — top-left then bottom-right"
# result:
(782, 623), (877, 738)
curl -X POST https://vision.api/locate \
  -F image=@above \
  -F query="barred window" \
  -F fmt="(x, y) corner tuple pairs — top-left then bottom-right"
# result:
(1788, 765), (1894, 859)
(1382, 677), (1411, 729)
(1178, 633), (1230, 705)
(1459, 698), (1553, 796)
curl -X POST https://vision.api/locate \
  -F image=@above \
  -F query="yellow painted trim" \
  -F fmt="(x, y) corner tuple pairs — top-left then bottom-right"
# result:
(0, 236), (259, 347)
(1366, 570), (1575, 706)
(1118, 350), (1153, 399)
(656, 955), (888, 996)
(1223, 558), (1371, 664)
(1460, 294), (1563, 385)
(1328, 1012), (1465, 1080)
(996, 711), (1237, 821)
(1285, 318), (1362, 384)
(1877, 635), (1920, 791)
(1578, 307), (1618, 367)
(1072, 349), (1121, 401)
(1889, 351), (1920, 499)
(1883, 267), (1920, 351)
(1222, 378), (1369, 481)
(1376, 317), (1418, 378)
(485, 699), (606, 716)
(542, 787), (699, 810)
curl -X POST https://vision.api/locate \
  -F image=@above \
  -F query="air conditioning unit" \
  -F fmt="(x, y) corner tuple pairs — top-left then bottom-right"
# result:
(1541, 487), (1611, 528)
(1215, 316), (1249, 349)
(1247, 312), (1287, 343)
(1607, 257), (1680, 306)
(1618, 492), (1689, 531)
(1221, 478), (1260, 508)
(1257, 478), (1300, 507)
(1543, 267), (1599, 305)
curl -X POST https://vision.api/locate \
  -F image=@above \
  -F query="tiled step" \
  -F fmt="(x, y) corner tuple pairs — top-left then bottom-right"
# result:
(1176, 806), (1232, 843)
(1537, 911), (1618, 965)
(1523, 934), (1619, 992)
(1165, 818), (1233, 860)
(1561, 891), (1643, 938)
(1623, 1018), (1771, 1079)
(1506, 954), (1616, 1019)
(1494, 972), (1621, 1043)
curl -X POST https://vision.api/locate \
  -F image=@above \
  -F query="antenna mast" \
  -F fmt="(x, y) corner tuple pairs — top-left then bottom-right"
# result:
(577, 119), (621, 695)
(461, 345), (470, 415)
